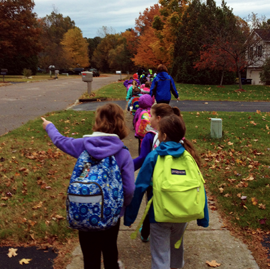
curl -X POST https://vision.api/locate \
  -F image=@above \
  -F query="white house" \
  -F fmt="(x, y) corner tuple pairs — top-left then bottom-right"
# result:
(246, 29), (270, 85)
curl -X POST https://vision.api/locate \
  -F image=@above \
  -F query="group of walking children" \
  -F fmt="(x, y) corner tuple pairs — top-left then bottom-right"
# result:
(40, 66), (209, 269)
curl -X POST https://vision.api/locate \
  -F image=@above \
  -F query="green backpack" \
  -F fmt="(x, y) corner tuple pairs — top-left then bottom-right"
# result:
(152, 150), (205, 223)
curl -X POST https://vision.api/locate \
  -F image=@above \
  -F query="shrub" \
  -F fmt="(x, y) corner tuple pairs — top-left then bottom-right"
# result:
(22, 68), (32, 77)
(260, 57), (270, 85)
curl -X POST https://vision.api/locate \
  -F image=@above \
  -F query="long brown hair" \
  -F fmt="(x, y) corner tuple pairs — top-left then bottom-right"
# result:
(151, 103), (181, 118)
(93, 103), (129, 140)
(158, 114), (201, 168)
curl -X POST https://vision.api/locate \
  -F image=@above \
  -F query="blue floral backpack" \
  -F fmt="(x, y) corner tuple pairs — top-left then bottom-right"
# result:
(66, 150), (124, 231)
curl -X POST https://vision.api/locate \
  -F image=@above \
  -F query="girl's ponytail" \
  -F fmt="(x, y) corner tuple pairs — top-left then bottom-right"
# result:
(172, 107), (181, 117)
(183, 139), (201, 169)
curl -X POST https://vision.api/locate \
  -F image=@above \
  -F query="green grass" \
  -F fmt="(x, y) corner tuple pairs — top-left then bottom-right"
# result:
(0, 109), (269, 245)
(0, 110), (95, 244)
(80, 82), (270, 102)
(80, 82), (127, 100)
(182, 111), (270, 230)
(176, 84), (270, 102)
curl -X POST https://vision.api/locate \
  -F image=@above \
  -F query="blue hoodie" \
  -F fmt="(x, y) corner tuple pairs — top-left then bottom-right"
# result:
(45, 124), (135, 217)
(150, 72), (178, 103)
(124, 141), (209, 227)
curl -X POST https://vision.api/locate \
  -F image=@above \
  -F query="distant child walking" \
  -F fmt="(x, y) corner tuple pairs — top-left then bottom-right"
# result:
(41, 103), (135, 269)
(125, 114), (209, 269)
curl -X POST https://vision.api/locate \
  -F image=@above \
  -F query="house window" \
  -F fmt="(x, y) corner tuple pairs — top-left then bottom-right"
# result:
(258, 45), (263, 57)
(249, 47), (253, 59)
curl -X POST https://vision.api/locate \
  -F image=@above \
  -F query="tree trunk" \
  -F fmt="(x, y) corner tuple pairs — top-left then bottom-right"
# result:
(220, 69), (225, 86)
(238, 70), (242, 90)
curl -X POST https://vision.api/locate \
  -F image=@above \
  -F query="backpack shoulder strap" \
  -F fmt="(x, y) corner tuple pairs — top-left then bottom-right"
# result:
(122, 146), (129, 151)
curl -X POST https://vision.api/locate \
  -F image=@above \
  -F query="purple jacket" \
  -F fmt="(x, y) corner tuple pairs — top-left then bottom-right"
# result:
(123, 79), (140, 90)
(133, 94), (154, 127)
(45, 124), (135, 217)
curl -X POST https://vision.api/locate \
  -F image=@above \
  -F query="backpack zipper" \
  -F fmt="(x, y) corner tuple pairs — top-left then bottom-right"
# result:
(68, 181), (104, 218)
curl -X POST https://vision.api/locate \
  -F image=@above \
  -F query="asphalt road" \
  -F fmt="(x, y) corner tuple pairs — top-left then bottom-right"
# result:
(0, 75), (119, 136)
(72, 99), (270, 112)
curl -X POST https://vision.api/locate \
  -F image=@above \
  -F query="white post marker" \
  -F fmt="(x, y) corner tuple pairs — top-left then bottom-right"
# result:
(210, 118), (222, 138)
(116, 71), (122, 80)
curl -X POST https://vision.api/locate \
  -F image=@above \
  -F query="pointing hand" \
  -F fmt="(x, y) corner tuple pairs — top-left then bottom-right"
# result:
(41, 117), (52, 130)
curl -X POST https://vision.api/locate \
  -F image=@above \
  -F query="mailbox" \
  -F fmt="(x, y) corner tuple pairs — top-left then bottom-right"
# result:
(82, 71), (93, 82)
(1, 69), (8, 75)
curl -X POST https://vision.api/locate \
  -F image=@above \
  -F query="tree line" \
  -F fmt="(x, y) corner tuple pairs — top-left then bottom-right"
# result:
(1, 0), (270, 87)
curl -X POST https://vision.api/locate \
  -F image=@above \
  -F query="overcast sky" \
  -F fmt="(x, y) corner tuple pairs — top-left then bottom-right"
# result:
(33, 0), (270, 38)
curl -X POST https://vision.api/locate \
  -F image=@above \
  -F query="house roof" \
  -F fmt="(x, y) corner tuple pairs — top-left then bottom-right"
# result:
(254, 29), (270, 41)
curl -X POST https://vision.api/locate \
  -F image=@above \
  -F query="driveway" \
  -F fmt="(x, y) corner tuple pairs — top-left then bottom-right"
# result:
(0, 75), (119, 136)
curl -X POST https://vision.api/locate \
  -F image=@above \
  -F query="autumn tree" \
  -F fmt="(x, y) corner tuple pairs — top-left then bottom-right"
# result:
(152, 0), (188, 67)
(38, 10), (75, 69)
(0, 0), (42, 74)
(132, 27), (163, 68)
(122, 29), (138, 58)
(61, 27), (89, 68)
(132, 4), (162, 68)
(194, 44), (237, 86)
(92, 32), (120, 72)
(86, 36), (102, 68)
(172, 0), (237, 85)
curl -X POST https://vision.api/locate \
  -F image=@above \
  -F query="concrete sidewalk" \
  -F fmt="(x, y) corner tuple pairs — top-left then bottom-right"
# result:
(66, 111), (259, 269)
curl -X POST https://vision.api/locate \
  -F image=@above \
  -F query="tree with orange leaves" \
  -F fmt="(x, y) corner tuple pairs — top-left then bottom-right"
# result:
(152, 0), (188, 67)
(132, 4), (162, 68)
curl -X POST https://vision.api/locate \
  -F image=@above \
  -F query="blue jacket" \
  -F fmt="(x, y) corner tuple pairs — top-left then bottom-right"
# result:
(150, 72), (178, 102)
(124, 141), (209, 227)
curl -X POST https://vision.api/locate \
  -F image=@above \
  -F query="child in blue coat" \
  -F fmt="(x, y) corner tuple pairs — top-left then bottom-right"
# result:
(125, 114), (209, 269)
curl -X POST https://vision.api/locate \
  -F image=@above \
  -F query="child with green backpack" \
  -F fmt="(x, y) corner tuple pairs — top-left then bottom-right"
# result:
(124, 114), (209, 269)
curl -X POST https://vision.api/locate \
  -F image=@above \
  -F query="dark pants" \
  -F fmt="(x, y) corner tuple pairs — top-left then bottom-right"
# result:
(138, 138), (141, 155)
(156, 100), (170, 104)
(78, 219), (120, 269)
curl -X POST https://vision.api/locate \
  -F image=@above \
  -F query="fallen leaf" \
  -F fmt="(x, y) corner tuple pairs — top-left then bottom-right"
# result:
(206, 260), (221, 267)
(19, 258), (32, 265)
(55, 214), (65, 220)
(251, 197), (258, 206)
(219, 187), (224, 193)
(228, 142), (233, 146)
(258, 203), (266, 210)
(250, 121), (257, 125)
(7, 248), (18, 258)
(242, 175), (254, 181)
(32, 201), (43, 210)
(259, 218), (267, 225)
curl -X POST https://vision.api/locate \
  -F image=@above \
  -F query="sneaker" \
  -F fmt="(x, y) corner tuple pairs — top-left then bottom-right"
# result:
(118, 260), (124, 269)
(139, 227), (149, 243)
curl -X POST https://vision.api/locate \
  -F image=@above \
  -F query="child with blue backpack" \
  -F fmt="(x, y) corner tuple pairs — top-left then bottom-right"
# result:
(125, 114), (209, 269)
(41, 103), (135, 269)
